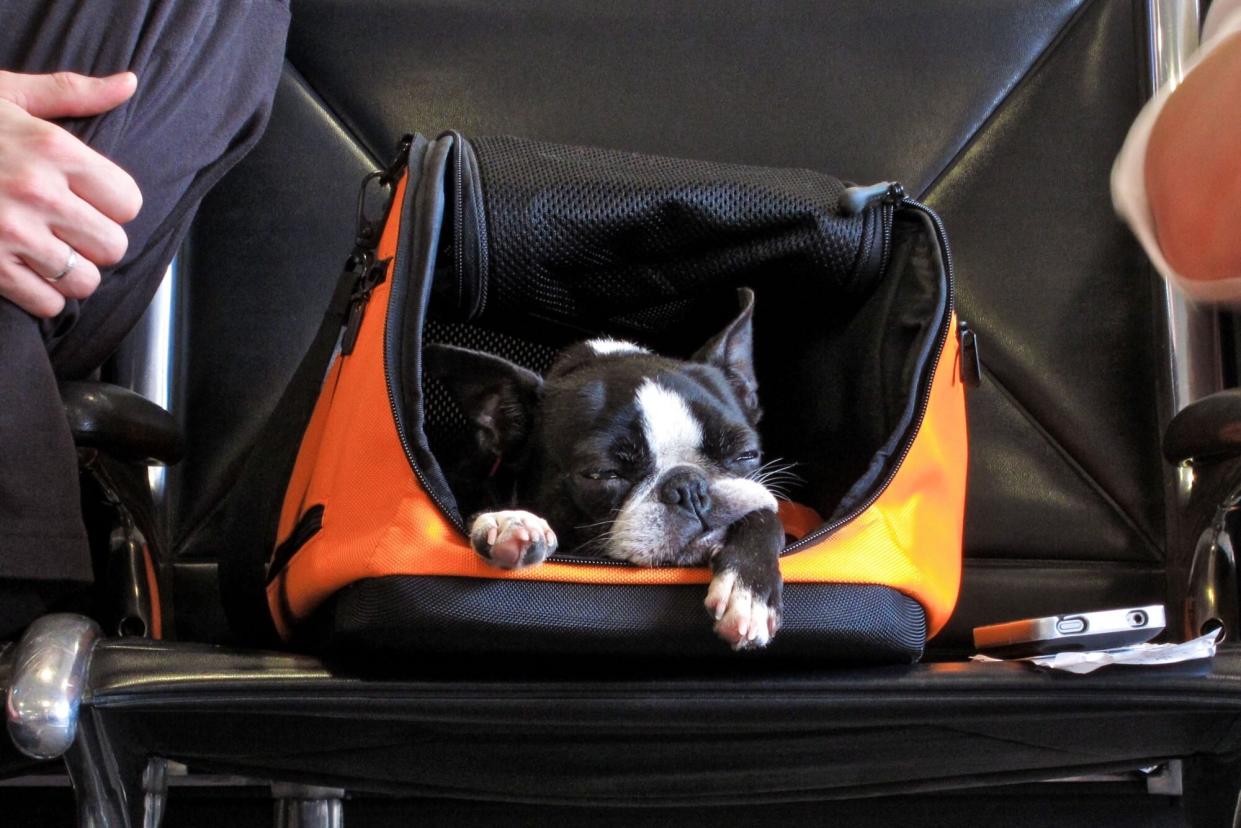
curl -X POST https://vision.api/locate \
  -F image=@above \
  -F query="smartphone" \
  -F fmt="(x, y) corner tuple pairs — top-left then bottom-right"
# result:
(973, 605), (1166, 657)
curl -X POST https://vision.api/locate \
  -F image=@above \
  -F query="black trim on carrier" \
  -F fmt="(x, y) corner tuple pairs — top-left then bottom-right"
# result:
(318, 577), (927, 663)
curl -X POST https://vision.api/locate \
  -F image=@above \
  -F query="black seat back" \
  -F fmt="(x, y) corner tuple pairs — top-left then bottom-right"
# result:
(174, 0), (1168, 650)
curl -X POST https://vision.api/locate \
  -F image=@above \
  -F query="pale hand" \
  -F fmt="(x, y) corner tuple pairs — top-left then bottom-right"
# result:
(1145, 34), (1241, 286)
(0, 70), (142, 318)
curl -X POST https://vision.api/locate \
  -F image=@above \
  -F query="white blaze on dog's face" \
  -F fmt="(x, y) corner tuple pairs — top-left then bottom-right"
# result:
(602, 376), (776, 565)
(427, 288), (778, 568)
(425, 290), (784, 647)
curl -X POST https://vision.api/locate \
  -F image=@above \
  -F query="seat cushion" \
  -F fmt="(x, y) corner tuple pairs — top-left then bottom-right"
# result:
(84, 639), (1241, 801)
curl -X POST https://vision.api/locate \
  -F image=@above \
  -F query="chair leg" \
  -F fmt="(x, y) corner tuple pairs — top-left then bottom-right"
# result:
(63, 708), (148, 828)
(1183, 752), (1241, 828)
(272, 783), (345, 828)
(142, 757), (169, 828)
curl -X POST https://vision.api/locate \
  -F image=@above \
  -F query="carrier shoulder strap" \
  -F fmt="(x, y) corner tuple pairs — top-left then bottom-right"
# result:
(215, 136), (423, 646)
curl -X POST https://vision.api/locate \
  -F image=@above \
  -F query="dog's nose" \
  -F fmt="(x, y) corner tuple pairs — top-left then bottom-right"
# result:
(659, 466), (712, 520)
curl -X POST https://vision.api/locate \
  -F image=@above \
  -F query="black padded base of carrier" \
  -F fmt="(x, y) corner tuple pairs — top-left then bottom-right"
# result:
(311, 576), (926, 664)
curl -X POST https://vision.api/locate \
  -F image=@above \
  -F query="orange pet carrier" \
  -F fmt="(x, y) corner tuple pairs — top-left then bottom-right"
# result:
(220, 133), (971, 661)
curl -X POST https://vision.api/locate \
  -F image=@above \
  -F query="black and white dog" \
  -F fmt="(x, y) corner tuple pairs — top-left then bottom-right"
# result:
(424, 289), (784, 649)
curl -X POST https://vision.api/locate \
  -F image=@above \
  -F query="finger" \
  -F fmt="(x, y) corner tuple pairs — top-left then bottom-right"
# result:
(16, 233), (101, 301)
(0, 256), (66, 318)
(48, 190), (129, 267)
(62, 142), (142, 224)
(0, 71), (137, 119)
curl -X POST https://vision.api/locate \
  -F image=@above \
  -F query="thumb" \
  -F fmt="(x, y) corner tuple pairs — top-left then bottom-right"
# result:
(0, 71), (137, 119)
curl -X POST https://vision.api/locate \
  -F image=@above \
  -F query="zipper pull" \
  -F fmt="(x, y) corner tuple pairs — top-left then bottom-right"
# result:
(959, 320), (982, 387)
(340, 256), (389, 355)
(840, 181), (905, 216)
(380, 134), (415, 185)
(354, 136), (414, 247)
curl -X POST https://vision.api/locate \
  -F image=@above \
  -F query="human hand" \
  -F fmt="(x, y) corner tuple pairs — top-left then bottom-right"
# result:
(1145, 34), (1241, 286)
(0, 70), (143, 318)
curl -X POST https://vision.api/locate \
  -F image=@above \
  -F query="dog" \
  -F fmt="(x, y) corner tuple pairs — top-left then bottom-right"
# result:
(424, 288), (784, 649)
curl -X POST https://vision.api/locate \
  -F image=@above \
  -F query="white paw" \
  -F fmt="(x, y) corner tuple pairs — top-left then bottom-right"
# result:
(705, 569), (779, 650)
(469, 510), (558, 569)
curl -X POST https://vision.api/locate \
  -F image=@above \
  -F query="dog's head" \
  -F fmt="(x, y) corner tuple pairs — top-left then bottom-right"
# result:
(428, 288), (776, 564)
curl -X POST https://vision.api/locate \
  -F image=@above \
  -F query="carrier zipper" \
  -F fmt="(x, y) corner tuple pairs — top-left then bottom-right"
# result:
(338, 137), (414, 356)
(839, 181), (905, 216)
(384, 136), (471, 535)
(546, 554), (635, 567)
(842, 181), (903, 291)
(958, 320), (982, 387)
(340, 254), (389, 355)
(781, 195), (956, 556)
(876, 183), (903, 280)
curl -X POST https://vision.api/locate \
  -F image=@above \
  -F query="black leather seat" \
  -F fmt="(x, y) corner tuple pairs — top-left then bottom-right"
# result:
(8, 0), (1241, 823)
(67, 639), (1241, 802)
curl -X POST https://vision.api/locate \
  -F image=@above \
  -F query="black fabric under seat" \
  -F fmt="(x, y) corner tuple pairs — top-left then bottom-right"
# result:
(306, 134), (954, 663)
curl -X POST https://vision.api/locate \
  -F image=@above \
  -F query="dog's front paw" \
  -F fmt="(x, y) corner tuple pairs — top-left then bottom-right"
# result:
(705, 568), (782, 650)
(469, 510), (558, 569)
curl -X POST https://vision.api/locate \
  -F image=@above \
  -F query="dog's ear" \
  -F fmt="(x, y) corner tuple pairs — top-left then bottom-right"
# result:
(693, 288), (760, 421)
(423, 344), (543, 455)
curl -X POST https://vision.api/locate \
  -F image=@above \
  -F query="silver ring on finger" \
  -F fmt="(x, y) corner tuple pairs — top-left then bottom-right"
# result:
(46, 246), (78, 283)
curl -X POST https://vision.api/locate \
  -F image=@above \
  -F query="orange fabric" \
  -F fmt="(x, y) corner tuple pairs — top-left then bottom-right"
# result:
(777, 318), (968, 636)
(777, 501), (823, 540)
(270, 169), (969, 640)
(142, 542), (162, 640)
(279, 356), (346, 543)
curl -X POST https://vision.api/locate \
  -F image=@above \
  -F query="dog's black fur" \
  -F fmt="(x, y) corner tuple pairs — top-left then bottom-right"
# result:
(424, 289), (784, 648)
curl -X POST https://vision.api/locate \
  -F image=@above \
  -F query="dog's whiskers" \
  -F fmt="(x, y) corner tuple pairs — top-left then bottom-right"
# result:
(573, 517), (618, 531)
(747, 458), (802, 501)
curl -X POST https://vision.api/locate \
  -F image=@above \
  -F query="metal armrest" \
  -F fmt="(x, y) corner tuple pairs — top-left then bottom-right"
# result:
(1163, 390), (1241, 642)
(60, 381), (184, 466)
(5, 614), (101, 760)
(1164, 389), (1241, 465)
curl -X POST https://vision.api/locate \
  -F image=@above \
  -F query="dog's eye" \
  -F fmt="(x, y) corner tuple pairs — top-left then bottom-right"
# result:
(582, 469), (622, 481)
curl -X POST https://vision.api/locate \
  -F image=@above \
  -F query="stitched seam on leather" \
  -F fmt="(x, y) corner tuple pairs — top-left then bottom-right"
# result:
(916, 0), (1097, 201)
(963, 558), (1164, 572)
(912, 0), (1164, 561)
(933, 725), (1101, 757)
(172, 61), (380, 554)
(1207, 714), (1241, 754)
(983, 363), (1165, 562)
(282, 59), (383, 171)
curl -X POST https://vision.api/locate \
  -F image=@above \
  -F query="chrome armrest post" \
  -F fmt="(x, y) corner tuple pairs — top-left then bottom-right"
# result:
(272, 783), (346, 828)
